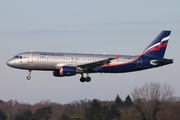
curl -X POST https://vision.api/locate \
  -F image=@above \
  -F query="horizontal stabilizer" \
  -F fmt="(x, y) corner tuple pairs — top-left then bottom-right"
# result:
(150, 59), (173, 65)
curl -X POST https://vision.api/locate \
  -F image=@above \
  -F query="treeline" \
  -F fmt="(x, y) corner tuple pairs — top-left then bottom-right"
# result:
(0, 95), (132, 120)
(1, 96), (180, 120)
(0, 83), (180, 120)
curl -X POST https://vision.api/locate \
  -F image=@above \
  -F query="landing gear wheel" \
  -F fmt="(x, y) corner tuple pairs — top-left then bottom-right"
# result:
(80, 77), (86, 83)
(80, 73), (86, 83)
(86, 76), (91, 82)
(80, 73), (92, 82)
(27, 76), (31, 80)
(27, 70), (32, 80)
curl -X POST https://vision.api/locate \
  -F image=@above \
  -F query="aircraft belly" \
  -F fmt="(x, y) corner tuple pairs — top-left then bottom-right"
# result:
(31, 60), (57, 70)
(95, 63), (140, 73)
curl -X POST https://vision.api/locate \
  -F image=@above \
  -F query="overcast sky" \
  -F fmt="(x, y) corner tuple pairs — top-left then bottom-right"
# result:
(0, 1), (180, 104)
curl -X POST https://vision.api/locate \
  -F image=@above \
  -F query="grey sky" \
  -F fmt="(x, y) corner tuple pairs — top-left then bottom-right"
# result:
(0, 1), (180, 104)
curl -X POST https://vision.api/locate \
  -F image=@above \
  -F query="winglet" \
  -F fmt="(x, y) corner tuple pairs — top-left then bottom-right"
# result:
(115, 56), (120, 60)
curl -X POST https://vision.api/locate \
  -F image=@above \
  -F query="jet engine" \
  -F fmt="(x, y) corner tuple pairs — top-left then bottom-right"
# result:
(53, 66), (76, 77)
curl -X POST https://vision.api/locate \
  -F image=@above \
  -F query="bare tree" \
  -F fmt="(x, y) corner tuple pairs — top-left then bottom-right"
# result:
(156, 102), (180, 120)
(120, 107), (140, 120)
(131, 82), (175, 120)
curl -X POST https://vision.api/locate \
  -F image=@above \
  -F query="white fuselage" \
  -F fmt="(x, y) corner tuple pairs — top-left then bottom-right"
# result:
(7, 51), (136, 72)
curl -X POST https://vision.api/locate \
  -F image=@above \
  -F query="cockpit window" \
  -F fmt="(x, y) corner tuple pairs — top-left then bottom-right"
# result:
(13, 56), (22, 59)
(13, 56), (19, 58)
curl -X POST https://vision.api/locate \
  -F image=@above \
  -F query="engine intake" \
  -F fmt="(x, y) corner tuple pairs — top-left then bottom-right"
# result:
(53, 66), (76, 77)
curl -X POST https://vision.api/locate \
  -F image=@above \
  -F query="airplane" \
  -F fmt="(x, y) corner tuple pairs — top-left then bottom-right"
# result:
(7, 30), (173, 82)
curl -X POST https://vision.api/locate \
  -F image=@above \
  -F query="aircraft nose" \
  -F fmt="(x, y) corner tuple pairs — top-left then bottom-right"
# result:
(7, 60), (13, 67)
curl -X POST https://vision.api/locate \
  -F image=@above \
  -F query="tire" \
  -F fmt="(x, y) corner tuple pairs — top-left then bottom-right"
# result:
(80, 77), (85, 82)
(86, 77), (91, 82)
(27, 76), (31, 80)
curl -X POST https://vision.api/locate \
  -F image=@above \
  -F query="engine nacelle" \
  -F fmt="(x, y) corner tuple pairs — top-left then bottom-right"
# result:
(53, 66), (76, 77)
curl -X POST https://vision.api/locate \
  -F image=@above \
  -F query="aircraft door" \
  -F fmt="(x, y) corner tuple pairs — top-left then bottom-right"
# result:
(71, 57), (74, 63)
(71, 57), (78, 63)
(28, 53), (33, 63)
(137, 57), (142, 67)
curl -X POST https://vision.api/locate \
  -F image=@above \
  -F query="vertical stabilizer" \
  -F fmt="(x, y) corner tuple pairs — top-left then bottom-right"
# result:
(143, 30), (171, 58)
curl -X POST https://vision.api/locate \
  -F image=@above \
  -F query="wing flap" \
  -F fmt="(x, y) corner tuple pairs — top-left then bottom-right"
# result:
(77, 56), (119, 71)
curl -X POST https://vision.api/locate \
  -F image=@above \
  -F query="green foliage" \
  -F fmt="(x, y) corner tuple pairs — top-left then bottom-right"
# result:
(24, 110), (33, 120)
(0, 110), (7, 120)
(14, 115), (24, 120)
(108, 105), (121, 119)
(101, 105), (109, 119)
(124, 95), (133, 107)
(115, 94), (123, 107)
(84, 99), (121, 120)
(14, 110), (32, 120)
(84, 99), (102, 120)
(69, 114), (82, 120)
(0, 100), (4, 104)
(140, 111), (149, 120)
(102, 105), (121, 120)
(59, 113), (69, 120)
(33, 106), (52, 120)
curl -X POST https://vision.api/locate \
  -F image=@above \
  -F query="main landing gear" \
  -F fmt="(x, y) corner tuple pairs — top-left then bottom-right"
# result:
(80, 73), (91, 83)
(27, 70), (31, 80)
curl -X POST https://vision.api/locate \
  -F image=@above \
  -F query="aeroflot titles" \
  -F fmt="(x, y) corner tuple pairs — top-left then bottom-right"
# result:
(40, 53), (64, 56)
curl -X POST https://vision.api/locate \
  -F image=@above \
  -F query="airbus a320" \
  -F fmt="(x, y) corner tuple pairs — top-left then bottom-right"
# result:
(7, 30), (173, 82)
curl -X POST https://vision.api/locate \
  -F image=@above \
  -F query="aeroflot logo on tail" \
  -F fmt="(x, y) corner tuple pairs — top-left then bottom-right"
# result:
(40, 53), (64, 56)
(144, 36), (170, 53)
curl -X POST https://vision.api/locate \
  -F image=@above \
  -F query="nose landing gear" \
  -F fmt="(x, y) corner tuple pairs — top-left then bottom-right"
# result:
(80, 73), (91, 83)
(27, 70), (32, 80)
(27, 76), (31, 80)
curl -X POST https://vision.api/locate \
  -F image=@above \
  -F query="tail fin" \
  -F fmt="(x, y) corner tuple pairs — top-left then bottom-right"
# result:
(142, 30), (171, 58)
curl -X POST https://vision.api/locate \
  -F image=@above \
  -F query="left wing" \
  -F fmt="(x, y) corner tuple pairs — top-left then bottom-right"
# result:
(77, 56), (119, 71)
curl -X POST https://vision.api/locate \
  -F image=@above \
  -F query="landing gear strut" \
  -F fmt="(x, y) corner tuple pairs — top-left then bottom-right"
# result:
(27, 70), (32, 80)
(80, 73), (91, 83)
